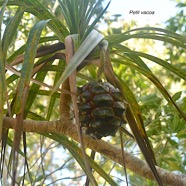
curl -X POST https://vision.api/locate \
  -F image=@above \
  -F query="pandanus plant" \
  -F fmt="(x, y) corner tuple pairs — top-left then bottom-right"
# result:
(0, 0), (186, 185)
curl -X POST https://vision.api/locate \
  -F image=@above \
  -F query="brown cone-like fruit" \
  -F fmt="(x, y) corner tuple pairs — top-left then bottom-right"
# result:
(78, 81), (126, 139)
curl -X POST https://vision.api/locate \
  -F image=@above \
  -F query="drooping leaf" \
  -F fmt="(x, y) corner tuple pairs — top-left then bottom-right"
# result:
(14, 19), (51, 113)
(0, 0), (8, 140)
(118, 78), (163, 185)
(12, 19), (51, 184)
(102, 50), (163, 185)
(107, 27), (186, 49)
(124, 51), (186, 81)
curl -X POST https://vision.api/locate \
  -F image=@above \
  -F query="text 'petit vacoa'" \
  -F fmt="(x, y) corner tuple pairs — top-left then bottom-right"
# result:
(129, 10), (155, 15)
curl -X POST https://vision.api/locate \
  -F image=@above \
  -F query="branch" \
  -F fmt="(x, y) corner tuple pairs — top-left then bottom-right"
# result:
(3, 116), (186, 186)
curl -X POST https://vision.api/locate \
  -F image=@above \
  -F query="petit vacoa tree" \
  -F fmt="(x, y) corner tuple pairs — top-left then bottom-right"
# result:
(0, 0), (186, 185)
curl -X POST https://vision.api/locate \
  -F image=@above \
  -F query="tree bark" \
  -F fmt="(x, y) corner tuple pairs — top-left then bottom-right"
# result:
(3, 116), (186, 186)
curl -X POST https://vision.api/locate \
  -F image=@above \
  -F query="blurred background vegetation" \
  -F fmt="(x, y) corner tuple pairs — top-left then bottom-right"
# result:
(1, 0), (186, 185)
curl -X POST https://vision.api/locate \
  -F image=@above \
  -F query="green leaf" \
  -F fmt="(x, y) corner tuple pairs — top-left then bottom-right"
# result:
(6, 74), (19, 85)
(7, 137), (25, 156)
(27, 111), (47, 121)
(176, 3), (186, 8)
(25, 71), (48, 117)
(2, 7), (25, 55)
(82, 0), (111, 41)
(14, 19), (50, 114)
(58, 0), (109, 42)
(0, 0), (8, 39)
(172, 92), (182, 101)
(167, 137), (178, 146)
(0, 0), (69, 41)
(58, 0), (73, 32)
(140, 93), (161, 107)
(172, 116), (185, 133)
(46, 60), (65, 120)
(124, 51), (186, 81)
(177, 129), (186, 138)
(108, 27), (186, 49)
(52, 29), (104, 93)
(111, 44), (150, 70)
(0, 0), (8, 139)
(46, 94), (57, 120)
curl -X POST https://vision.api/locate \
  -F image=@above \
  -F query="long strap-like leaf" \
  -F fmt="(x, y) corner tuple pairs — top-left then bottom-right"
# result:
(103, 50), (163, 186)
(12, 19), (50, 185)
(0, 0), (8, 141)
